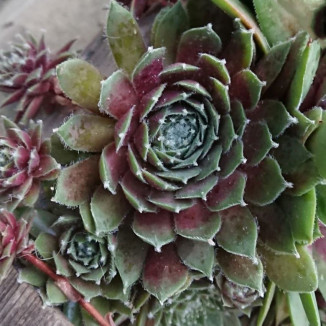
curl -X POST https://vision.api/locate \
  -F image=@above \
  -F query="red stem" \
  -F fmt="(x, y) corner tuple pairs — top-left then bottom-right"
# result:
(20, 252), (115, 326)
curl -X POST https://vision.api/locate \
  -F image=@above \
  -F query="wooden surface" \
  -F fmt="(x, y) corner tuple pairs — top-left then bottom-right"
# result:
(0, 13), (154, 326)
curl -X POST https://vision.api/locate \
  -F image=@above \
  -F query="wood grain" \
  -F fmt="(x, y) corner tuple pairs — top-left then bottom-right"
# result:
(0, 13), (155, 326)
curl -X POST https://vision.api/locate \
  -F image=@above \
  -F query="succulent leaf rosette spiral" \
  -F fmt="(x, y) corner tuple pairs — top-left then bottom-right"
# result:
(0, 116), (60, 211)
(51, 0), (324, 308)
(0, 35), (74, 123)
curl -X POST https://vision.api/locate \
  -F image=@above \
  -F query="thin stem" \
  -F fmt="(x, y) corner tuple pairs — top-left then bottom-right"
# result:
(20, 251), (115, 326)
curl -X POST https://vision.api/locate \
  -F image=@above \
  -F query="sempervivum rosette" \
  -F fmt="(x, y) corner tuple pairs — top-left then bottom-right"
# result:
(52, 0), (321, 309)
(33, 215), (117, 302)
(0, 35), (74, 123)
(0, 116), (60, 210)
(0, 209), (31, 282)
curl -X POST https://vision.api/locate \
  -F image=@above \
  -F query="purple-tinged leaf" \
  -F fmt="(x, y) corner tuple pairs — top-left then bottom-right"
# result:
(143, 244), (188, 303)
(198, 54), (230, 85)
(132, 48), (165, 95)
(210, 78), (230, 113)
(115, 106), (136, 151)
(177, 26), (222, 65)
(142, 170), (180, 191)
(230, 69), (264, 110)
(53, 156), (100, 206)
(57, 114), (115, 152)
(134, 121), (150, 161)
(149, 191), (195, 213)
(196, 145), (222, 180)
(219, 140), (244, 178)
(174, 80), (211, 99)
(100, 143), (128, 195)
(132, 210), (175, 250)
(216, 248), (264, 293)
(174, 201), (221, 241)
(91, 186), (130, 234)
(99, 70), (138, 119)
(177, 238), (215, 278)
(244, 157), (286, 206)
(159, 63), (200, 84)
(216, 206), (257, 258)
(207, 171), (246, 211)
(120, 171), (157, 213)
(243, 122), (274, 166)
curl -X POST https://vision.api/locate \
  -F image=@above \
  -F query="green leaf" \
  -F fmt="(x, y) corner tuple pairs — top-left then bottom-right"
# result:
(279, 189), (316, 244)
(287, 292), (309, 326)
(152, 1), (189, 63)
(287, 40), (321, 112)
(211, 0), (269, 53)
(115, 227), (149, 291)
(245, 157), (287, 206)
(106, 0), (146, 75)
(143, 244), (189, 303)
(46, 279), (67, 304)
(57, 114), (115, 152)
(177, 238), (215, 278)
(216, 206), (257, 259)
(18, 266), (47, 287)
(53, 156), (100, 207)
(253, 0), (298, 45)
(90, 186), (130, 235)
(216, 249), (264, 293)
(300, 292), (321, 326)
(260, 245), (318, 292)
(56, 59), (102, 111)
(257, 281), (276, 326)
(316, 184), (326, 224)
(35, 233), (57, 259)
(308, 112), (326, 179)
(132, 211), (175, 251)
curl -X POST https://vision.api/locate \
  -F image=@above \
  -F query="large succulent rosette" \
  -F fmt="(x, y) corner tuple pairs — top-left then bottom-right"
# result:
(52, 0), (323, 312)
(0, 35), (74, 122)
(0, 209), (31, 282)
(0, 116), (60, 210)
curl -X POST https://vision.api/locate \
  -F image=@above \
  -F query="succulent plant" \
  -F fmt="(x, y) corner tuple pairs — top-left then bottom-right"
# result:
(0, 35), (74, 122)
(0, 116), (60, 211)
(33, 214), (117, 302)
(0, 209), (31, 282)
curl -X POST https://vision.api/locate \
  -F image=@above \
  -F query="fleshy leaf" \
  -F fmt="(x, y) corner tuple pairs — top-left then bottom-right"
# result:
(177, 26), (222, 65)
(287, 292), (310, 326)
(210, 0), (269, 53)
(216, 249), (264, 293)
(99, 70), (138, 119)
(152, 1), (189, 63)
(56, 59), (102, 111)
(46, 279), (67, 304)
(99, 143), (128, 195)
(287, 40), (321, 112)
(35, 233), (57, 259)
(251, 204), (297, 254)
(245, 157), (286, 206)
(90, 186), (130, 235)
(279, 189), (316, 244)
(57, 114), (115, 152)
(143, 244), (189, 303)
(106, 0), (146, 75)
(216, 206), (257, 258)
(115, 227), (149, 291)
(177, 238), (214, 278)
(132, 211), (175, 251)
(207, 171), (246, 211)
(54, 156), (100, 206)
(300, 292), (321, 326)
(174, 201), (221, 241)
(259, 245), (318, 292)
(316, 184), (326, 224)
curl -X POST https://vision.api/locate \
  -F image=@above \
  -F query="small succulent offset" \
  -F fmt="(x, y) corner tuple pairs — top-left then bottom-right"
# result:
(0, 35), (74, 123)
(0, 116), (60, 211)
(0, 209), (31, 282)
